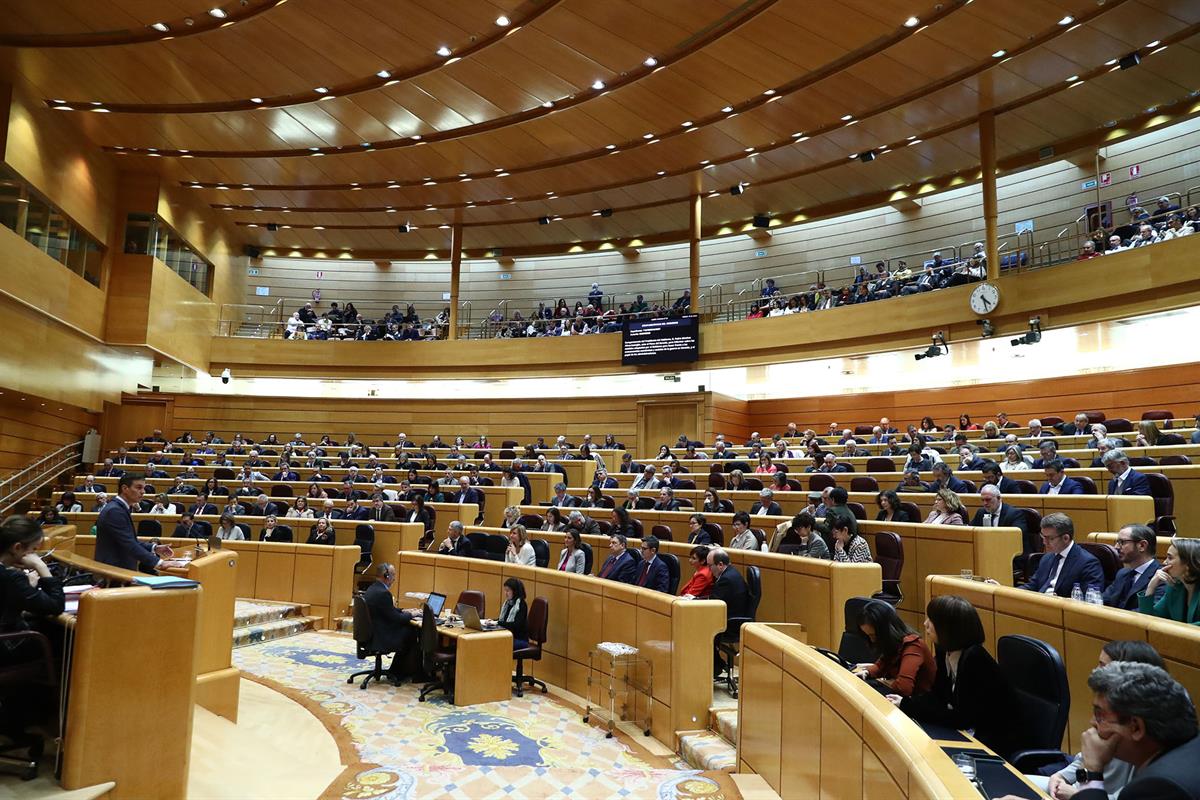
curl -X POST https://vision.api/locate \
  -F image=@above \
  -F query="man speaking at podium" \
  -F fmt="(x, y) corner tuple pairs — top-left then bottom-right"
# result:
(96, 473), (173, 572)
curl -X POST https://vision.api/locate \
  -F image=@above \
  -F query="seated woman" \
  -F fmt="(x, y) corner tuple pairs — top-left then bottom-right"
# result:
(216, 513), (245, 541)
(55, 491), (82, 514)
(924, 489), (965, 525)
(755, 454), (778, 474)
(610, 506), (633, 538)
(580, 485), (607, 509)
(831, 519), (872, 563)
(702, 488), (729, 514)
(852, 600), (935, 697)
(149, 493), (176, 515)
(405, 494), (431, 529)
(496, 578), (529, 649)
(202, 477), (229, 497)
(771, 472), (791, 493)
(504, 525), (537, 566)
(726, 469), (748, 492)
(542, 507), (567, 533)
(500, 505), (521, 529)
(307, 517), (334, 545)
(1139, 538), (1200, 625)
(958, 413), (980, 431)
(259, 514), (292, 542)
(875, 490), (910, 523)
(34, 507), (66, 528)
(287, 496), (314, 519)
(678, 546), (713, 599)
(557, 529), (586, 573)
(896, 595), (1018, 759)
(1000, 445), (1032, 473)
(305, 482), (328, 500)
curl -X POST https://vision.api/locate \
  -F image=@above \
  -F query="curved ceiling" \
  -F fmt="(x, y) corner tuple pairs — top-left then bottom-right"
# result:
(3, 0), (1200, 259)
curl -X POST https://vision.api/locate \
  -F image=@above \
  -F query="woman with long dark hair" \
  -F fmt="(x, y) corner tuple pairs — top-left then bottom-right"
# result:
(852, 600), (935, 697)
(497, 577), (529, 649)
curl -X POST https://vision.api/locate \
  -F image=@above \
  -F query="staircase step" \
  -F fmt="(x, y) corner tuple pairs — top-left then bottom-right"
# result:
(233, 599), (309, 629)
(334, 615), (353, 633)
(233, 614), (322, 648)
(712, 709), (739, 746)
(677, 730), (737, 773)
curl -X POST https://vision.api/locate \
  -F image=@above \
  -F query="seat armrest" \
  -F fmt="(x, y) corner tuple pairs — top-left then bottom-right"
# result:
(1010, 750), (1070, 773)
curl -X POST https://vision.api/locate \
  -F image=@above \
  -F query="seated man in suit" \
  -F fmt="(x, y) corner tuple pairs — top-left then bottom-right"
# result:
(653, 486), (680, 511)
(315, 499), (341, 520)
(368, 495), (396, 522)
(342, 498), (369, 521)
(979, 460), (1021, 494)
(75, 475), (105, 494)
(970, 484), (1036, 546)
(630, 465), (660, 491)
(930, 462), (970, 494)
(708, 548), (750, 676)
(1040, 459), (1085, 495)
(750, 488), (782, 517)
(596, 533), (638, 583)
(567, 509), (600, 538)
(957, 445), (989, 472)
(1018, 513), (1104, 597)
(235, 479), (260, 500)
(437, 521), (471, 557)
(1102, 524), (1165, 611)
(896, 469), (931, 493)
(1102, 449), (1152, 496)
(187, 493), (219, 517)
(818, 453), (850, 473)
(1059, 412), (1093, 436)
(364, 563), (419, 684)
(634, 536), (670, 593)
(1030, 439), (1062, 469)
(272, 462), (300, 482)
(96, 459), (124, 479)
(1072, 661), (1200, 800)
(341, 479), (369, 502)
(172, 512), (202, 538)
(549, 481), (577, 508)
(245, 493), (274, 517)
(96, 473), (172, 571)
(453, 476), (481, 506)
(592, 469), (618, 489)
(168, 475), (197, 496)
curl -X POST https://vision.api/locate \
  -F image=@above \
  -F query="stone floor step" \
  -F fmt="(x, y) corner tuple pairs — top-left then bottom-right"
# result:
(233, 598), (309, 629)
(677, 730), (737, 773)
(712, 709), (739, 746)
(233, 614), (322, 648)
(334, 615), (353, 633)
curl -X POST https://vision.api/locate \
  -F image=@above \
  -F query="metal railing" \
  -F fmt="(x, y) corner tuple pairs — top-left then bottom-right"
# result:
(0, 441), (83, 515)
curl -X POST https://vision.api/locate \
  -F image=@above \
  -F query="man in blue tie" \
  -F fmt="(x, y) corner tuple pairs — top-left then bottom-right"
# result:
(1102, 524), (1165, 610)
(1018, 513), (1104, 597)
(634, 536), (670, 593)
(95, 473), (173, 571)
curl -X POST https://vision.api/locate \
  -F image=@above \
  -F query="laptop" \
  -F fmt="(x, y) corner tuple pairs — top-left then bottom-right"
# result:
(426, 592), (447, 616)
(456, 602), (497, 631)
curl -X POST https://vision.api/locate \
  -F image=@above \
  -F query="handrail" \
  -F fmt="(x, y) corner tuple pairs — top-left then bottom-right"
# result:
(0, 440), (84, 515)
(458, 300), (472, 324)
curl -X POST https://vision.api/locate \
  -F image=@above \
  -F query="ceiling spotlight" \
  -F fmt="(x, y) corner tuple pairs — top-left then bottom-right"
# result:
(410, 134), (422, 140)
(763, 89), (776, 96)
(495, 15), (511, 26)
(914, 331), (948, 360)
(437, 46), (452, 57)
(730, 183), (745, 196)
(313, 226), (325, 230)
(904, 16), (919, 27)
(656, 170), (666, 176)
(1011, 316), (1042, 347)
(150, 22), (169, 32)
(541, 100), (554, 108)
(721, 105), (734, 113)
(752, 214), (770, 228)
(643, 132), (654, 139)
(681, 121), (693, 127)
(591, 79), (606, 90)
(1118, 52), (1141, 69)
(1146, 40), (1160, 48)
(314, 86), (329, 94)
(644, 56), (658, 67)
(841, 114), (853, 121)
(1058, 15), (1074, 25)
(992, 49), (1006, 58)
(376, 70), (391, 79)
(537, 216), (551, 225)
(250, 97), (263, 104)
(1066, 75), (1079, 82)
(208, 7), (228, 19)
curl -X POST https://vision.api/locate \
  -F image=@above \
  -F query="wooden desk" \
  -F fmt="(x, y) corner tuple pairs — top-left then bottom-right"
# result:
(399, 612), (513, 706)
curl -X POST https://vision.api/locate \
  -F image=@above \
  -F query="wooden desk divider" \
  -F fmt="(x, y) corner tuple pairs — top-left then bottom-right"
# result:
(926, 574), (1200, 753)
(63, 586), (199, 799)
(737, 622), (979, 798)
(186, 549), (241, 722)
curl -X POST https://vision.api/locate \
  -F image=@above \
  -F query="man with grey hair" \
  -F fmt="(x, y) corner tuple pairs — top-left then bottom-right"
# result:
(1018, 512), (1103, 596)
(972, 483), (1038, 557)
(930, 462), (970, 493)
(622, 488), (641, 510)
(750, 487), (781, 516)
(631, 465), (660, 491)
(1090, 438), (1118, 468)
(363, 562), (418, 685)
(438, 520), (470, 557)
(567, 509), (600, 537)
(550, 481), (576, 507)
(1028, 419), (1049, 438)
(1064, 412), (1092, 436)
(653, 486), (680, 511)
(1102, 449), (1151, 496)
(1071, 661), (1200, 799)
(597, 533), (637, 583)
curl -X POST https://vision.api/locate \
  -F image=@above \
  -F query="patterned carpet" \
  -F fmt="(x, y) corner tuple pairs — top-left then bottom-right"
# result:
(233, 631), (739, 800)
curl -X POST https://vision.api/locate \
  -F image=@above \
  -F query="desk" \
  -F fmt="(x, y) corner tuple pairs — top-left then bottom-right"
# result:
(400, 610), (513, 706)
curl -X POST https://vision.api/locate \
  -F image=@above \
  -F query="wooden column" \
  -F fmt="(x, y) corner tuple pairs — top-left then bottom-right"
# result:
(979, 112), (1000, 281)
(448, 223), (463, 340)
(688, 192), (701, 310)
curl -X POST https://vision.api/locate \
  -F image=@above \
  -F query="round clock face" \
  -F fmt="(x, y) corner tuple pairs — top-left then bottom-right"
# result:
(970, 283), (999, 314)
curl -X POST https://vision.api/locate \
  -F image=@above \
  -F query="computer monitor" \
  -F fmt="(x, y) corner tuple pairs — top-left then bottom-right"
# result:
(426, 592), (447, 616)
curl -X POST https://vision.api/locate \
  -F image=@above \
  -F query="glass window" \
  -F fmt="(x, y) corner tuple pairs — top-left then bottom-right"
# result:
(122, 211), (214, 297)
(0, 163), (106, 286)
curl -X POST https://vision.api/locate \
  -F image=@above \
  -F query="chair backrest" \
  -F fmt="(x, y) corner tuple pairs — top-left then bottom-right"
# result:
(708, 472), (726, 489)
(660, 553), (681, 594)
(214, 467), (235, 480)
(457, 590), (486, 618)
(718, 499), (735, 513)
(808, 474), (836, 492)
(629, 518), (644, 538)
(957, 479), (977, 494)
(743, 477), (763, 491)
(846, 501), (866, 521)
(485, 534), (510, 560)
(1128, 457), (1156, 467)
(676, 479), (696, 490)
(236, 522), (251, 539)
(137, 518), (162, 537)
(854, 425), (874, 436)
(703, 522), (724, 546)
(745, 566), (762, 620)
(526, 596), (549, 648)
(275, 524), (293, 542)
(193, 519), (212, 537)
(351, 592), (373, 646)
(997, 634), (1071, 752)
(1084, 410), (1106, 423)
(838, 596), (878, 664)
(1014, 507), (1043, 556)
(1105, 417), (1133, 433)
(899, 501), (921, 524)
(465, 532), (489, 556)
(420, 604), (441, 671)
(530, 538), (550, 568)
(1025, 551), (1045, 583)
(498, 448), (516, 460)
(477, 477), (494, 487)
(635, 497), (655, 510)
(518, 514), (544, 529)
(651, 524), (672, 541)
(1158, 454), (1191, 466)
(579, 541), (594, 574)
(750, 528), (766, 550)
(1140, 410), (1174, 425)
(872, 532), (904, 598)
(270, 484), (294, 497)
(501, 440), (519, 449)
(1144, 473), (1174, 516)
(1039, 416), (1064, 427)
(849, 476), (878, 493)
(1012, 479), (1038, 495)
(596, 519), (612, 535)
(1073, 475), (1098, 495)
(1078, 542), (1120, 586)
(867, 457), (896, 472)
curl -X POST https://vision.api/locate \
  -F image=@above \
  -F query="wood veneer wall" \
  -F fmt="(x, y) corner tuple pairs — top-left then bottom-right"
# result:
(0, 392), (97, 477)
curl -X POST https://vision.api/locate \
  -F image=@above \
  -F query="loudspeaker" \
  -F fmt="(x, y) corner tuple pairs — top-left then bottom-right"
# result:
(1118, 52), (1140, 70)
(599, 208), (613, 218)
(266, 223), (279, 232)
(752, 214), (770, 228)
(857, 151), (875, 163)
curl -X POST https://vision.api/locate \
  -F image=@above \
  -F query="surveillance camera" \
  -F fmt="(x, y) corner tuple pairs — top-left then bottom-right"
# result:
(220, 368), (232, 385)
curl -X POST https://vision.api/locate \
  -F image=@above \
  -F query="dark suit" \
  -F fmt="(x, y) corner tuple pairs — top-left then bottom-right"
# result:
(260, 526), (293, 543)
(172, 523), (202, 539)
(75, 482), (105, 494)
(363, 581), (416, 677)
(593, 477), (618, 489)
(272, 471), (300, 482)
(597, 551), (637, 583)
(188, 502), (218, 516)
(653, 499), (680, 511)
(341, 507), (369, 521)
(1020, 543), (1104, 596)
(95, 497), (160, 572)
(369, 505), (396, 522)
(96, 467), (124, 478)
(455, 488), (482, 506)
(1108, 469), (1152, 496)
(1077, 733), (1200, 800)
(1039, 477), (1085, 495)
(550, 493), (578, 507)
(935, 475), (971, 493)
(1102, 560), (1164, 610)
(634, 556), (670, 593)
(990, 476), (1021, 494)
(970, 503), (1036, 552)
(711, 566), (750, 620)
(171, 483), (198, 496)
(750, 501), (782, 516)
(438, 536), (472, 557)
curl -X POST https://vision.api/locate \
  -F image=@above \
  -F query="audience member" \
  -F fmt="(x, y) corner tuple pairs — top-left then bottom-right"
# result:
(852, 600), (936, 698)
(1138, 537), (1200, 625)
(1019, 513), (1104, 597)
(1104, 525), (1166, 611)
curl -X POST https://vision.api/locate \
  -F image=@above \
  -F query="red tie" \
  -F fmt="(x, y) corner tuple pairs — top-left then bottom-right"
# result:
(638, 561), (650, 586)
(600, 557), (615, 578)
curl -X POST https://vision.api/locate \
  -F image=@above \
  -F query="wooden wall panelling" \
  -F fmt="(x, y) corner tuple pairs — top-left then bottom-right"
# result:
(0, 392), (97, 476)
(0, 225), (108, 341)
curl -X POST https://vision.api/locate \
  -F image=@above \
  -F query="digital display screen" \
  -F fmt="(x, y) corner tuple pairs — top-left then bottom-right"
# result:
(621, 315), (700, 366)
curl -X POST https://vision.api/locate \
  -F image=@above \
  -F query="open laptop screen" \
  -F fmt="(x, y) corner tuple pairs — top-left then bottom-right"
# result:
(426, 592), (447, 616)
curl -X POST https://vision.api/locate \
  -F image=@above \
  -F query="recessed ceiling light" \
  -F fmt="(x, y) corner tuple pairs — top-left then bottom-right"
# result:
(376, 70), (391, 79)
(208, 8), (227, 19)
(92, 107), (110, 113)
(437, 46), (452, 57)
(151, 22), (169, 32)
(314, 86), (329, 94)
(423, 181), (436, 186)
(644, 56), (657, 67)
(313, 226), (325, 230)
(1058, 15), (1074, 25)
(495, 15), (511, 26)
(681, 121), (693, 128)
(541, 100), (553, 108)
(642, 132), (654, 139)
(841, 114), (853, 121)
(1150, 45), (1167, 54)
(700, 159), (710, 165)
(992, 49), (1006, 58)
(745, 147), (755, 153)
(1105, 58), (1118, 65)
(1146, 40), (1160, 48)
(605, 144), (617, 150)
(309, 146), (320, 151)
(411, 134), (422, 140)
(904, 16), (919, 27)
(721, 105), (734, 113)
(907, 138), (922, 145)
(497, 172), (509, 177)
(1066, 75), (1079, 82)
(591, 80), (605, 90)
(763, 89), (776, 96)
(250, 97), (263, 104)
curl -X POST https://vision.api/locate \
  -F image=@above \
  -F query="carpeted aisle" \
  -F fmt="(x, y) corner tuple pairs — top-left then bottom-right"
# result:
(233, 631), (740, 800)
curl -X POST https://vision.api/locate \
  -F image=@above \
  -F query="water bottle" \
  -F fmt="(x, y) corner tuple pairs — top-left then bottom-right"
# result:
(1071, 583), (1083, 602)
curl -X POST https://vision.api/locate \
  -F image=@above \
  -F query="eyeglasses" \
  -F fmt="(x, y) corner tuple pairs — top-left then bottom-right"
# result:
(1091, 706), (1124, 725)
(1040, 532), (1066, 542)
(1115, 538), (1135, 547)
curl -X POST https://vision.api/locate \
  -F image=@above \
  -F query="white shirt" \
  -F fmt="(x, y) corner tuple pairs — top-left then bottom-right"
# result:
(1047, 541), (1074, 592)
(1045, 479), (1063, 495)
(1113, 466), (1133, 493)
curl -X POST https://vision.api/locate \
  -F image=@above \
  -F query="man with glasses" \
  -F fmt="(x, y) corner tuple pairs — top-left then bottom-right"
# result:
(1018, 513), (1104, 597)
(1102, 525), (1165, 610)
(597, 533), (637, 584)
(634, 536), (670, 593)
(1071, 661), (1200, 799)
